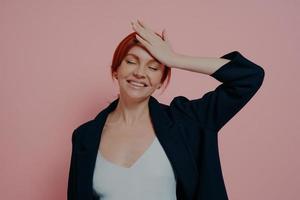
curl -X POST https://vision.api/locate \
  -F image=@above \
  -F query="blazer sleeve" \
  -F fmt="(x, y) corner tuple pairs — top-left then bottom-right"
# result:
(170, 51), (265, 132)
(67, 129), (78, 200)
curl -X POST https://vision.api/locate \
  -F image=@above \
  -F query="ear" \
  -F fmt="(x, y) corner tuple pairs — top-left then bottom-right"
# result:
(113, 72), (118, 79)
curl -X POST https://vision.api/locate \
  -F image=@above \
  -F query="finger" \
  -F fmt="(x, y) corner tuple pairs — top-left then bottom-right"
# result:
(136, 34), (151, 48)
(137, 19), (150, 30)
(134, 20), (162, 45)
(136, 20), (157, 37)
(162, 29), (166, 40)
(132, 21), (148, 38)
(162, 29), (172, 46)
(133, 24), (156, 44)
(162, 29), (169, 42)
(137, 19), (145, 28)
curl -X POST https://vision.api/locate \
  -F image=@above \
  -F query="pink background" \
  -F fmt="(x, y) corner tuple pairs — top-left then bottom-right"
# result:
(1, 0), (299, 199)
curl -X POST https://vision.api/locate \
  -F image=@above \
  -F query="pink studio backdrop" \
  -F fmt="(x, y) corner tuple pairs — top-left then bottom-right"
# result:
(1, 0), (299, 199)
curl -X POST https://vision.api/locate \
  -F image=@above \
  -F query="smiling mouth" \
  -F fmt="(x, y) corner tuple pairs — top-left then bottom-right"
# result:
(127, 80), (148, 88)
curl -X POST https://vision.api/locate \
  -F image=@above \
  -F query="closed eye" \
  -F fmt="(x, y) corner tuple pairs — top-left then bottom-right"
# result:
(126, 60), (158, 71)
(126, 60), (136, 64)
(149, 67), (158, 71)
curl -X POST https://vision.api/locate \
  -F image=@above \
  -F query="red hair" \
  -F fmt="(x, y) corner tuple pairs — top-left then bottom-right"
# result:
(110, 31), (172, 95)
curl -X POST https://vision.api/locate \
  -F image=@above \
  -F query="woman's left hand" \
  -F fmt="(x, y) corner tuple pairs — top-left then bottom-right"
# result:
(131, 19), (177, 67)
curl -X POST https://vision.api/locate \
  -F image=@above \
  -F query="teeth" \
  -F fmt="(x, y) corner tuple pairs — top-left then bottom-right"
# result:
(129, 81), (146, 87)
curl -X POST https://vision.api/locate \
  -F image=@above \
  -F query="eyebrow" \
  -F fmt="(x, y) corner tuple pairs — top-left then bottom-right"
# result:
(126, 53), (160, 64)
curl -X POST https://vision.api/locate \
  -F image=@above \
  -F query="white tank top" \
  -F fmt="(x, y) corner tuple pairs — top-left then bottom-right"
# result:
(92, 136), (177, 200)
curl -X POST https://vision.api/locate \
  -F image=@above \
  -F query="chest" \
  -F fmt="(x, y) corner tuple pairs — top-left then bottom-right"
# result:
(74, 113), (202, 200)
(98, 118), (157, 168)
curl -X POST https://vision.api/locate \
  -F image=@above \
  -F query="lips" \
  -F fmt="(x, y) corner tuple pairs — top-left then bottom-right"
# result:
(127, 79), (148, 87)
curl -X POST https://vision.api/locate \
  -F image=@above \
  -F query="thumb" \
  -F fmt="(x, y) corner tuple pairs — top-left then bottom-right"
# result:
(162, 28), (170, 43)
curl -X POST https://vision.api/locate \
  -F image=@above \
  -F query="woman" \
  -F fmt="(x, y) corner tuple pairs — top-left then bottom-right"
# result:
(67, 19), (265, 200)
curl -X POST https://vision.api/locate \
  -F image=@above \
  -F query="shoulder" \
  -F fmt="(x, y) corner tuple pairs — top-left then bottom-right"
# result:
(161, 96), (203, 125)
(169, 96), (197, 118)
(71, 119), (95, 143)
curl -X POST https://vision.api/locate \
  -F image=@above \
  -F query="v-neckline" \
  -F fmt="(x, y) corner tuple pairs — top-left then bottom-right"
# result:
(98, 137), (157, 170)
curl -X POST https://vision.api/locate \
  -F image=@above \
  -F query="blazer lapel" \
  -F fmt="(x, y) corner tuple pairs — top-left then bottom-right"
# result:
(75, 95), (199, 200)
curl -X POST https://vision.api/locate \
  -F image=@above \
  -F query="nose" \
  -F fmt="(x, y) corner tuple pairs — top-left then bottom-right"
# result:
(133, 65), (146, 77)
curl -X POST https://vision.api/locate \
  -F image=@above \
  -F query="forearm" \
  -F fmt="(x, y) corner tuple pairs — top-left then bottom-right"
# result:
(170, 53), (231, 75)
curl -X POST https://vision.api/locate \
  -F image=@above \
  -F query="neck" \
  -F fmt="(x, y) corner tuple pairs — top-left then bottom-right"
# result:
(110, 95), (150, 126)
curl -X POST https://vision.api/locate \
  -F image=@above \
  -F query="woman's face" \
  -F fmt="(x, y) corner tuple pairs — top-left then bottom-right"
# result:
(115, 45), (165, 100)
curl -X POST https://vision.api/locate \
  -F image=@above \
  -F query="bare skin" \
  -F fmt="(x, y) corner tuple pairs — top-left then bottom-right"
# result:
(99, 19), (231, 168)
(99, 44), (161, 168)
(99, 111), (157, 168)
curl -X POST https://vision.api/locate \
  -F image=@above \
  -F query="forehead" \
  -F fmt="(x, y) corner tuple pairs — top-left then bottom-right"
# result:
(126, 46), (158, 63)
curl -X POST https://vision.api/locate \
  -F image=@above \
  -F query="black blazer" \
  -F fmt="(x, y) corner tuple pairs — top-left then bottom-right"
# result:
(67, 51), (265, 200)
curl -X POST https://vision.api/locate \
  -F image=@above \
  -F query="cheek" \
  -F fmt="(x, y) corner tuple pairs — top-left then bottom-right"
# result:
(150, 73), (163, 84)
(117, 65), (131, 76)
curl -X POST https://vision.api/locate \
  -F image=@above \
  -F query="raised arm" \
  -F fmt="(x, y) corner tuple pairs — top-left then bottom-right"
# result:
(170, 51), (265, 132)
(130, 20), (265, 132)
(168, 51), (231, 75)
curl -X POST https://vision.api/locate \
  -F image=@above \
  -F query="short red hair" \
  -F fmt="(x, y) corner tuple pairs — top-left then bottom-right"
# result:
(110, 31), (172, 94)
